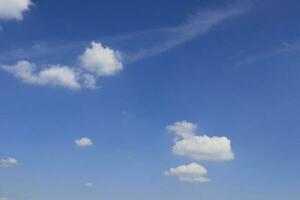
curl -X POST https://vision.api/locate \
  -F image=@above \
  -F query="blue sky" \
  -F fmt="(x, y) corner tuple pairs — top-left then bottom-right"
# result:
(0, 0), (300, 199)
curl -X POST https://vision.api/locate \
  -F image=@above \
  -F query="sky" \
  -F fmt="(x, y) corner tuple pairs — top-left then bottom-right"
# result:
(0, 0), (300, 199)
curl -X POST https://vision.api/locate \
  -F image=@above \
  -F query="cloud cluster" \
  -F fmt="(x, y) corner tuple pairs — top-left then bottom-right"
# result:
(0, 157), (18, 167)
(167, 121), (234, 161)
(165, 121), (234, 183)
(75, 137), (93, 147)
(164, 163), (210, 183)
(1, 41), (124, 90)
(0, 0), (32, 20)
(0, 3), (246, 90)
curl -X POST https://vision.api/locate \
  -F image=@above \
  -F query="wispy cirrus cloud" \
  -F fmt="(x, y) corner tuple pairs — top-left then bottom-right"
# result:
(1, 3), (248, 63)
(120, 4), (248, 62)
(229, 40), (300, 70)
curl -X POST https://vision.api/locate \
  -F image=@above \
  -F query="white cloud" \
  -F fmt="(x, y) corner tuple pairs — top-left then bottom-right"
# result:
(1, 60), (81, 90)
(79, 41), (123, 76)
(0, 157), (18, 167)
(173, 135), (234, 161)
(167, 120), (197, 139)
(164, 163), (210, 183)
(1, 42), (124, 90)
(37, 65), (80, 89)
(84, 182), (93, 187)
(167, 121), (234, 161)
(121, 4), (247, 62)
(0, 0), (32, 20)
(75, 137), (93, 147)
(82, 73), (97, 89)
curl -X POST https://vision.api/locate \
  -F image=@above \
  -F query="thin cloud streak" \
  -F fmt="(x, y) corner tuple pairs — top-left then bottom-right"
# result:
(0, 41), (86, 63)
(227, 40), (300, 70)
(121, 4), (248, 63)
(0, 3), (249, 65)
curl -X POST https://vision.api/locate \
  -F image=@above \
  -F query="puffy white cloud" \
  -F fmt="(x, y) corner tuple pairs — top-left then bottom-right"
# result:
(75, 137), (93, 147)
(1, 60), (81, 90)
(0, 157), (18, 167)
(164, 163), (210, 183)
(167, 121), (234, 161)
(0, 0), (32, 20)
(84, 182), (93, 187)
(173, 135), (234, 161)
(79, 41), (123, 76)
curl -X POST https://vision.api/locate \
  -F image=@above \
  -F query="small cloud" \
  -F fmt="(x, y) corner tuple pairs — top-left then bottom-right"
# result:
(82, 73), (97, 89)
(84, 182), (93, 188)
(167, 120), (198, 139)
(164, 163), (210, 183)
(0, 0), (32, 21)
(75, 137), (93, 147)
(0, 157), (18, 167)
(1, 60), (81, 90)
(79, 41), (123, 76)
(167, 121), (234, 161)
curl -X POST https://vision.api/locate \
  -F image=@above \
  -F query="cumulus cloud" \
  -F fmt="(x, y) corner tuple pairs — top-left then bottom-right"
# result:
(164, 163), (210, 183)
(0, 0), (32, 20)
(173, 135), (234, 161)
(79, 41), (123, 76)
(0, 157), (18, 167)
(1, 60), (81, 90)
(167, 121), (234, 161)
(75, 137), (93, 147)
